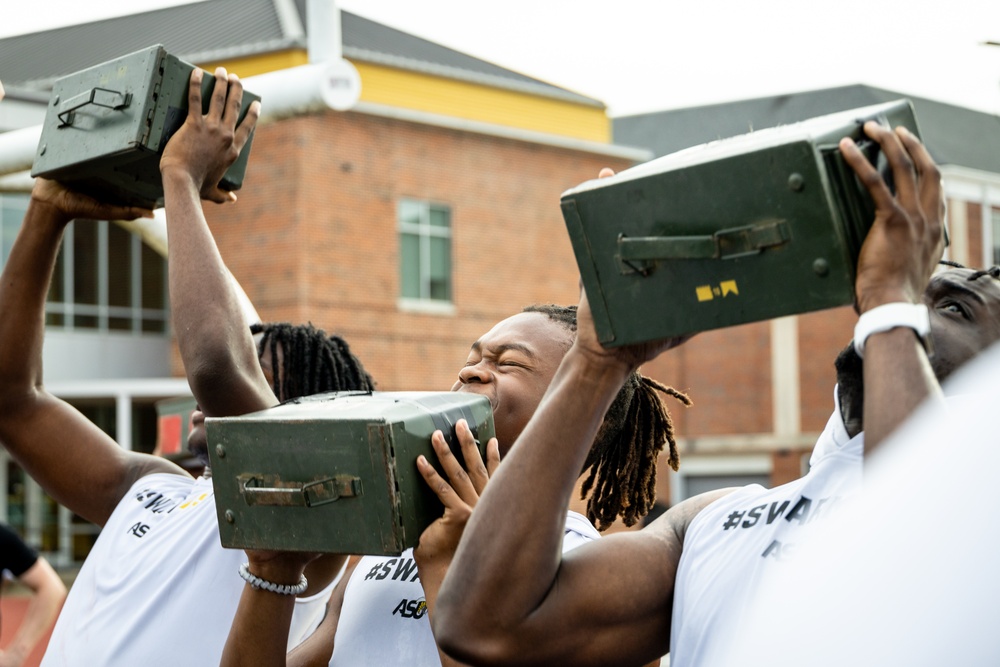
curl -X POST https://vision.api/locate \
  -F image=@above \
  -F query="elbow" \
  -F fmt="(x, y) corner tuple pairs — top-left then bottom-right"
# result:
(184, 341), (249, 403)
(433, 611), (523, 667)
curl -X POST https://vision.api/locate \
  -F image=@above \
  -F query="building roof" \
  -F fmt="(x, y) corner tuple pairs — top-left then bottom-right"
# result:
(613, 84), (1000, 174)
(0, 0), (602, 107)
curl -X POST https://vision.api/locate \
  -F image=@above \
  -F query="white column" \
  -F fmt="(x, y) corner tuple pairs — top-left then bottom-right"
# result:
(116, 392), (132, 451)
(984, 185), (996, 268)
(25, 477), (42, 549)
(946, 197), (969, 267)
(307, 0), (342, 63)
(57, 505), (72, 568)
(771, 316), (801, 436)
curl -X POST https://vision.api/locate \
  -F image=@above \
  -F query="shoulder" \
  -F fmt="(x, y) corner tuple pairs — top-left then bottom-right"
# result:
(653, 487), (742, 546)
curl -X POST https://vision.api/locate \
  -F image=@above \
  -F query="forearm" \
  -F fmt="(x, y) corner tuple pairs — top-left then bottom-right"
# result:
(436, 347), (630, 652)
(861, 327), (941, 455)
(162, 170), (268, 416)
(0, 199), (68, 399)
(222, 588), (296, 666)
(221, 561), (304, 667)
(9, 561), (66, 663)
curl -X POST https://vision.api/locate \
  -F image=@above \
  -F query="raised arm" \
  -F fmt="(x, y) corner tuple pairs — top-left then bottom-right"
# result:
(159, 67), (272, 418)
(433, 297), (698, 666)
(0, 555), (67, 667)
(0, 180), (181, 525)
(840, 123), (945, 453)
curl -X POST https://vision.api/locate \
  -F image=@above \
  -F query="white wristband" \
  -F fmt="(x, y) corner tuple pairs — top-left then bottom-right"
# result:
(238, 562), (308, 596)
(853, 303), (931, 359)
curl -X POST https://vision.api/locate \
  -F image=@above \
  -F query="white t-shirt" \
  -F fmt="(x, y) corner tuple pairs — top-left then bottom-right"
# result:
(669, 393), (864, 667)
(717, 344), (1000, 667)
(42, 473), (332, 666)
(329, 510), (602, 666)
(288, 559), (345, 651)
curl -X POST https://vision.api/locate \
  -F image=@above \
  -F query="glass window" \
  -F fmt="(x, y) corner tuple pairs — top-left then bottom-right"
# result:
(0, 195), (169, 335)
(398, 199), (452, 303)
(72, 220), (100, 306)
(107, 223), (131, 309)
(400, 233), (420, 299)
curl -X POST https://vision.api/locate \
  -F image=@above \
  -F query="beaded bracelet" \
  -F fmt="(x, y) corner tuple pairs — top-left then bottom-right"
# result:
(238, 562), (308, 596)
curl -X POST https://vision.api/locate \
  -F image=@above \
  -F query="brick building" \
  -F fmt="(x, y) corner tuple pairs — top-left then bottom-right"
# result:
(2, 1), (997, 564)
(616, 86), (1000, 504)
(0, 0), (647, 561)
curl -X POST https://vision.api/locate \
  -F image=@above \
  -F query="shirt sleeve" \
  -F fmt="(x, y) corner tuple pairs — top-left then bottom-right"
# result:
(0, 523), (39, 578)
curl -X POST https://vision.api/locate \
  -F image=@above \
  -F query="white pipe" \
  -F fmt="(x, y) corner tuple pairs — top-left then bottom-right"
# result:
(0, 125), (43, 175)
(0, 61), (357, 178)
(308, 0), (342, 63)
(0, 170), (34, 192)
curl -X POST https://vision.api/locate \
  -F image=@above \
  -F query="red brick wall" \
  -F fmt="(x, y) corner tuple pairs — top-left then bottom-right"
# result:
(179, 111), (633, 394)
(165, 107), (1000, 533)
(798, 306), (856, 432)
(169, 109), (886, 481)
(643, 322), (775, 437)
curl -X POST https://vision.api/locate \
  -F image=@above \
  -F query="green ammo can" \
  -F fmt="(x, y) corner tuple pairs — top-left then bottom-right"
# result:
(562, 99), (921, 346)
(31, 44), (259, 209)
(207, 391), (495, 556)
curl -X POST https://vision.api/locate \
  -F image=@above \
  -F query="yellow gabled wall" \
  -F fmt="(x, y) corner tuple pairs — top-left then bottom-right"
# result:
(198, 51), (310, 78)
(352, 61), (609, 143)
(201, 49), (610, 144)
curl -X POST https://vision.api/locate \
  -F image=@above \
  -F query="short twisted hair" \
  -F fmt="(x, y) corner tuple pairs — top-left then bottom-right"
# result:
(250, 322), (374, 400)
(523, 305), (690, 529)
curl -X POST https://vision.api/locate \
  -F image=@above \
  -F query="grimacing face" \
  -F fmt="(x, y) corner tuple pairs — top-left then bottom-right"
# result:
(452, 312), (574, 456)
(923, 268), (1000, 381)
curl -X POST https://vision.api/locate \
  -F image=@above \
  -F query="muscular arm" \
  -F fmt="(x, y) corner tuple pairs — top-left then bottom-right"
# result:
(221, 556), (358, 667)
(0, 182), (181, 525)
(434, 328), (708, 666)
(160, 67), (273, 419)
(841, 124), (945, 454)
(0, 557), (66, 667)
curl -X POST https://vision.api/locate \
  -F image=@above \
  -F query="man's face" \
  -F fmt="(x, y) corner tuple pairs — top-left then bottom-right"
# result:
(452, 312), (573, 456)
(924, 268), (1000, 381)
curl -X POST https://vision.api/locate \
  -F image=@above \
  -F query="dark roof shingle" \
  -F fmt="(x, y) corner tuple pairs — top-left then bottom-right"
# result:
(0, 0), (601, 107)
(613, 84), (1000, 173)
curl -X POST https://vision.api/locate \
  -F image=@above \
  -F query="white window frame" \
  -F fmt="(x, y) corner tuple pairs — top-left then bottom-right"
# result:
(0, 197), (169, 334)
(397, 198), (454, 312)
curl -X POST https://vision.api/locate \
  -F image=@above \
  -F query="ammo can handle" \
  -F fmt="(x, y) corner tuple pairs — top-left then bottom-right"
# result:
(618, 219), (791, 265)
(240, 475), (363, 508)
(57, 87), (133, 127)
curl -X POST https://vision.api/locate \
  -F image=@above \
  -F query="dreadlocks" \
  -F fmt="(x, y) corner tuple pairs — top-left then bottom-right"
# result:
(939, 259), (1000, 281)
(250, 322), (375, 401)
(523, 304), (691, 530)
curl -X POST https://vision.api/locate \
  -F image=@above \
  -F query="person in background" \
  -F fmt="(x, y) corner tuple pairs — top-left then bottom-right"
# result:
(0, 67), (369, 665)
(158, 68), (685, 667)
(0, 523), (65, 667)
(431, 121), (984, 667)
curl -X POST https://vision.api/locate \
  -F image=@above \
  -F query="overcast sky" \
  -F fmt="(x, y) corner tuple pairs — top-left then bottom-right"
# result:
(2, 0), (999, 117)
